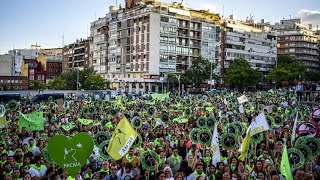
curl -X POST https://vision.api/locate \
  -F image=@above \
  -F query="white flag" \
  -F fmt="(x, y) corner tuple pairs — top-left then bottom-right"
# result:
(237, 95), (248, 104)
(224, 98), (228, 105)
(211, 124), (220, 166)
(291, 112), (298, 144)
(238, 104), (244, 113)
(250, 113), (270, 136)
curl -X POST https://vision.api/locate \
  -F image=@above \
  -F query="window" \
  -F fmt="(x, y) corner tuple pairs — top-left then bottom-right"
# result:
(49, 63), (52, 66)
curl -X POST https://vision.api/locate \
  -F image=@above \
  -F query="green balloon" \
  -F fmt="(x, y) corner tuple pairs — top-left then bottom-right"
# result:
(47, 133), (94, 177)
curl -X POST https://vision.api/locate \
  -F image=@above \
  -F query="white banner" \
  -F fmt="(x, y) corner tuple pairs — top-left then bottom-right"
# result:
(237, 95), (248, 104)
(250, 113), (270, 136)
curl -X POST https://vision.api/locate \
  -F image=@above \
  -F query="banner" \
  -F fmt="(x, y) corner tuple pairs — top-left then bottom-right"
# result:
(151, 93), (169, 100)
(249, 113), (269, 136)
(211, 124), (220, 166)
(107, 116), (137, 160)
(237, 95), (248, 104)
(19, 111), (44, 131)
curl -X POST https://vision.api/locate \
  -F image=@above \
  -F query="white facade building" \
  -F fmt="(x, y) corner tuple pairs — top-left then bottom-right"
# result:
(222, 19), (277, 72)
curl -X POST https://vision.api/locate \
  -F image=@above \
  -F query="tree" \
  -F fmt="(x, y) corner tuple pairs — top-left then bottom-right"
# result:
(29, 80), (46, 93)
(267, 55), (307, 84)
(83, 74), (107, 90)
(223, 58), (262, 88)
(185, 57), (216, 87)
(48, 77), (67, 90)
(50, 67), (107, 90)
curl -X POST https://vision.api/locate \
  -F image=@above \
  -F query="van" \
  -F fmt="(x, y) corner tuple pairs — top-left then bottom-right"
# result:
(0, 94), (21, 103)
(31, 93), (64, 103)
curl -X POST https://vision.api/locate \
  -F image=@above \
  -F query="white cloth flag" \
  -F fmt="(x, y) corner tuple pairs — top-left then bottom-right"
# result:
(291, 112), (298, 144)
(237, 95), (248, 104)
(250, 113), (270, 136)
(238, 104), (244, 113)
(211, 124), (220, 166)
(224, 98), (228, 105)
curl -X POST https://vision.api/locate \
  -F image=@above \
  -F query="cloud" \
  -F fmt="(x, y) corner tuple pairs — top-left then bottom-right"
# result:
(296, 9), (320, 29)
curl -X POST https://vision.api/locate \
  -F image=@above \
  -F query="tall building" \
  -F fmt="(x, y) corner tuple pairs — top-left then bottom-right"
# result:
(272, 19), (319, 71)
(8, 46), (41, 76)
(90, 0), (221, 93)
(221, 17), (277, 73)
(62, 39), (90, 72)
(0, 55), (13, 76)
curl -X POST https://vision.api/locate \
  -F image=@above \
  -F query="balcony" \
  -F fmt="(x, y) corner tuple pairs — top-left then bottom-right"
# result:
(190, 44), (201, 49)
(178, 24), (190, 29)
(178, 33), (189, 38)
(190, 35), (201, 39)
(178, 43), (189, 47)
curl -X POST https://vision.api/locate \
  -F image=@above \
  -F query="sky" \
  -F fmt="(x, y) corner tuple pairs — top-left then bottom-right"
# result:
(0, 0), (319, 54)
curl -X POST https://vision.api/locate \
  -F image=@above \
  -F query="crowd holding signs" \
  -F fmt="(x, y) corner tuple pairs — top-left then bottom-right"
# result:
(0, 89), (319, 180)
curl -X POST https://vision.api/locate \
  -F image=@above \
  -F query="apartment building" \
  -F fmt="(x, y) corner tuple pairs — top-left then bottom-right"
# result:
(272, 19), (319, 71)
(8, 47), (41, 76)
(0, 76), (28, 90)
(90, 0), (221, 93)
(221, 17), (277, 73)
(62, 39), (90, 72)
(0, 55), (13, 76)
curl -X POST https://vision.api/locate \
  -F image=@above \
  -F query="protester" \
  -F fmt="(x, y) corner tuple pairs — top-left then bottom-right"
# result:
(0, 89), (319, 180)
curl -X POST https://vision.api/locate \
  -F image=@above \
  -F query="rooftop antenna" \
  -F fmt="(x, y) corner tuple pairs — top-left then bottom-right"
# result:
(222, 5), (224, 17)
(62, 33), (64, 47)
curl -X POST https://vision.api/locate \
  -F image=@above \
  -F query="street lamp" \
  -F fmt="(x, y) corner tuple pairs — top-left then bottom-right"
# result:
(160, 77), (164, 93)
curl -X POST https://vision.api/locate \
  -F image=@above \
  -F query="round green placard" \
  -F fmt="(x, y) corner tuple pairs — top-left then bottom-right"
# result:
(140, 150), (160, 171)
(94, 132), (110, 147)
(220, 133), (238, 150)
(196, 117), (207, 129)
(287, 148), (305, 169)
(99, 140), (111, 161)
(190, 129), (201, 144)
(131, 116), (142, 129)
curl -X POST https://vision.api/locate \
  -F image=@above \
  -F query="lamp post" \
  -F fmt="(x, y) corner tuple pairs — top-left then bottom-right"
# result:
(160, 77), (164, 93)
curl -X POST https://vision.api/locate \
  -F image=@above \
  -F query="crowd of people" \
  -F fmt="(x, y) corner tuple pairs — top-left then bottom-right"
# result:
(0, 88), (319, 180)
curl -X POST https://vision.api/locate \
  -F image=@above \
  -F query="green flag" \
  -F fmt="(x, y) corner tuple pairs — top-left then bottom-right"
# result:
(78, 118), (93, 125)
(19, 111), (44, 131)
(105, 122), (113, 128)
(62, 123), (76, 131)
(280, 145), (293, 180)
(173, 116), (188, 123)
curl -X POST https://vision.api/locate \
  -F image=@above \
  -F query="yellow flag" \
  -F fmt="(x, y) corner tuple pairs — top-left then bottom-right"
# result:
(0, 116), (8, 128)
(107, 116), (137, 160)
(115, 96), (123, 105)
(238, 128), (251, 161)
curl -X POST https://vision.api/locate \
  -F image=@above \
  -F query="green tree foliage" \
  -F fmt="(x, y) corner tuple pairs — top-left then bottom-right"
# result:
(185, 57), (216, 87)
(48, 67), (108, 90)
(48, 77), (67, 90)
(267, 55), (307, 84)
(224, 58), (262, 88)
(29, 80), (46, 93)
